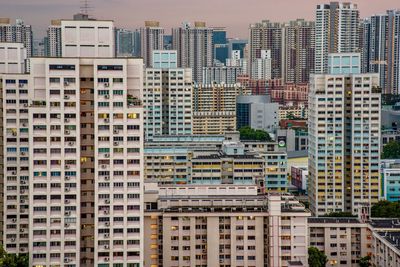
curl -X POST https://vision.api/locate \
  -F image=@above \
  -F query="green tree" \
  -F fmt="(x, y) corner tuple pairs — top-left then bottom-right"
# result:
(358, 255), (371, 267)
(371, 200), (400, 218)
(239, 126), (272, 142)
(308, 247), (328, 267)
(382, 141), (400, 159)
(0, 246), (28, 267)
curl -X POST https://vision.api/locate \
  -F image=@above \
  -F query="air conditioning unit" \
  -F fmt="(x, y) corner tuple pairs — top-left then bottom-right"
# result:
(11, 171), (17, 175)
(113, 141), (119, 146)
(65, 176), (70, 180)
(20, 209), (25, 213)
(65, 130), (70, 135)
(104, 245), (109, 249)
(105, 199), (110, 204)
(56, 114), (61, 119)
(23, 103), (28, 107)
(104, 118), (110, 123)
(64, 118), (70, 123)
(65, 211), (71, 216)
(20, 190), (25, 194)
(113, 130), (119, 134)
(104, 257), (110, 262)
(65, 199), (70, 204)
(11, 238), (15, 242)
(65, 188), (70, 192)
(65, 223), (70, 227)
(20, 228), (24, 233)
(22, 123), (27, 126)
(12, 218), (17, 223)
(64, 81), (69, 86)
(105, 95), (110, 99)
(20, 152), (26, 156)
(104, 176), (110, 180)
(65, 165), (70, 169)
(68, 142), (74, 146)
(104, 82), (109, 87)
(20, 199), (25, 203)
(64, 258), (70, 263)
(18, 83), (24, 88)
(12, 132), (17, 136)
(21, 180), (26, 184)
(20, 248), (25, 252)
(104, 153), (110, 158)
(64, 95), (70, 100)
(101, 165), (107, 169)
(105, 222), (110, 226)
(104, 233), (109, 238)
(104, 210), (109, 215)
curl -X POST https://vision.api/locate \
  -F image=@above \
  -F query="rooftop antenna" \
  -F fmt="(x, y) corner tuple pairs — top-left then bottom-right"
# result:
(80, 0), (93, 17)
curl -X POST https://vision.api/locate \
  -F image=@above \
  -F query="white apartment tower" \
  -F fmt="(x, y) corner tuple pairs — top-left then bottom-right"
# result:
(172, 22), (213, 83)
(140, 21), (164, 67)
(144, 52), (193, 140)
(315, 2), (360, 74)
(308, 53), (381, 216)
(60, 18), (115, 57)
(2, 57), (144, 266)
(0, 42), (27, 73)
(251, 49), (272, 80)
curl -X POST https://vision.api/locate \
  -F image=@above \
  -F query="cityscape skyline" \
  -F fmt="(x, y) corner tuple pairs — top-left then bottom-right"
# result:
(3, 0), (400, 38)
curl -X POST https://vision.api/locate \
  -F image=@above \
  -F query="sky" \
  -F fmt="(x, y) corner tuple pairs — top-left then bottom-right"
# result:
(2, 0), (400, 39)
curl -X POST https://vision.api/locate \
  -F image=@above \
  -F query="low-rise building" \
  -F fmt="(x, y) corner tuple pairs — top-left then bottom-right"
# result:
(381, 160), (400, 201)
(144, 186), (311, 267)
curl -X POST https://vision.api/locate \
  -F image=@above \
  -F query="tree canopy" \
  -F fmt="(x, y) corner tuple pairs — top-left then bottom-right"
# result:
(239, 126), (272, 142)
(308, 247), (328, 267)
(371, 200), (400, 218)
(382, 141), (400, 159)
(0, 246), (29, 267)
(358, 256), (371, 267)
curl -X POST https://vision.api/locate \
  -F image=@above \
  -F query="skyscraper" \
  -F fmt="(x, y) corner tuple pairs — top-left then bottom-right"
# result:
(308, 53), (381, 216)
(172, 22), (213, 83)
(212, 27), (228, 64)
(283, 19), (315, 84)
(2, 57), (144, 266)
(115, 28), (135, 56)
(315, 2), (360, 74)
(46, 20), (62, 57)
(0, 18), (33, 59)
(140, 21), (164, 67)
(144, 51), (193, 140)
(362, 10), (400, 94)
(249, 20), (282, 79)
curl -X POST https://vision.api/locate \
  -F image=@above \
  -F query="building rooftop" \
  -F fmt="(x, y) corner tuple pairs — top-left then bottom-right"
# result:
(308, 217), (360, 224)
(369, 218), (400, 229)
(377, 231), (400, 250)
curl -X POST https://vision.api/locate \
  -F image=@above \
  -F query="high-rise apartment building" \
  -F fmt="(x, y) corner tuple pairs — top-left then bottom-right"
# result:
(362, 10), (400, 94)
(143, 53), (192, 140)
(115, 28), (135, 57)
(308, 53), (381, 216)
(46, 15), (115, 58)
(0, 18), (33, 59)
(172, 22), (213, 83)
(46, 20), (62, 57)
(249, 20), (282, 79)
(2, 57), (144, 266)
(251, 49), (272, 80)
(0, 42), (27, 73)
(314, 2), (360, 74)
(202, 65), (243, 84)
(283, 19), (315, 84)
(193, 83), (246, 134)
(140, 21), (164, 67)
